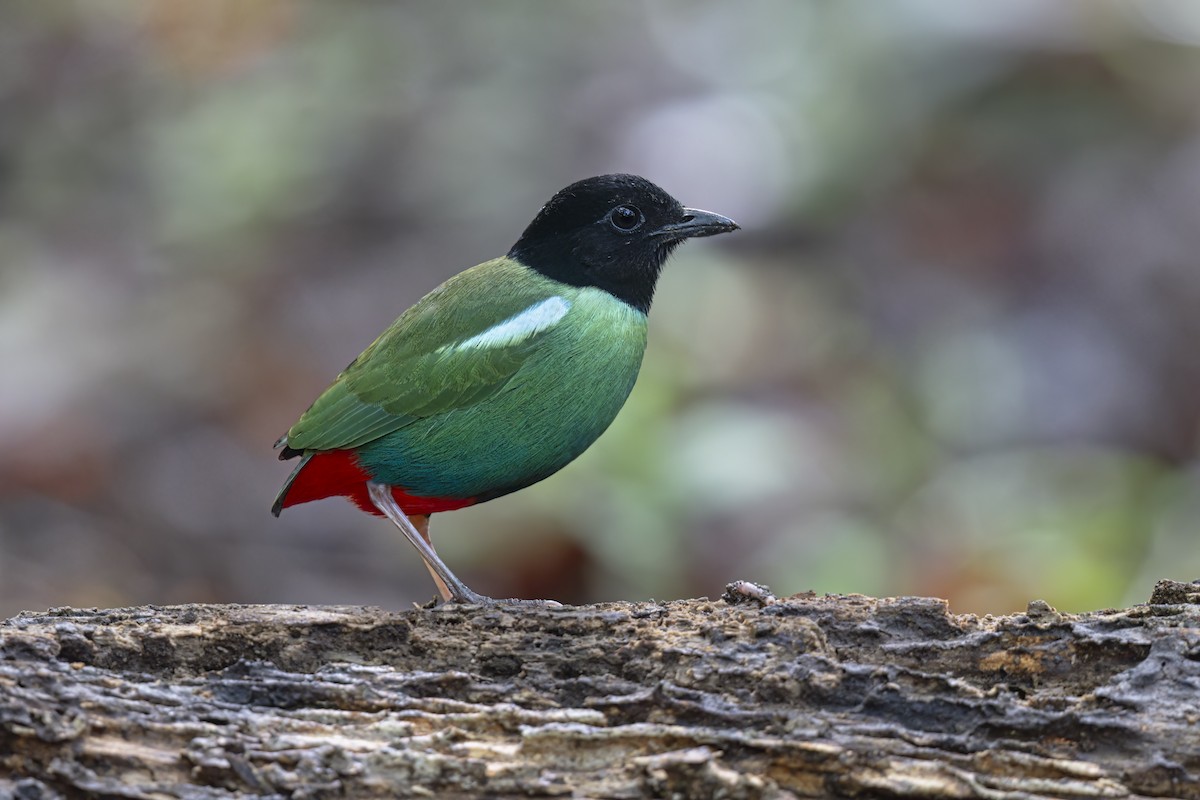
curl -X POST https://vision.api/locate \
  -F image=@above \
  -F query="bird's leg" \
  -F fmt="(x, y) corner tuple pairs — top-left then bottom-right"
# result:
(367, 482), (563, 608)
(407, 514), (454, 603)
(367, 482), (492, 605)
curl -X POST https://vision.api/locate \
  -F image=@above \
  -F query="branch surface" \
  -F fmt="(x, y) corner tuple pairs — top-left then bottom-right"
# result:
(2, 580), (1198, 798)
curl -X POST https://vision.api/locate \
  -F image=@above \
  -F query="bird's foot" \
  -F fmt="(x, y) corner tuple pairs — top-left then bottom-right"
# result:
(442, 589), (563, 608)
(487, 597), (564, 608)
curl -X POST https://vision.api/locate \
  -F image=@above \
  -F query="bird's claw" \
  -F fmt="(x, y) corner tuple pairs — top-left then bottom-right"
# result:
(492, 597), (564, 608)
(444, 592), (563, 608)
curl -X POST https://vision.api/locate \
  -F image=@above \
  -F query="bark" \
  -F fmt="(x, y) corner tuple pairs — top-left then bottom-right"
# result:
(1, 579), (1199, 799)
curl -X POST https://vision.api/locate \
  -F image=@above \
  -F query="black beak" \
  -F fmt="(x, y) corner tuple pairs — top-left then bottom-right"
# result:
(655, 207), (740, 240)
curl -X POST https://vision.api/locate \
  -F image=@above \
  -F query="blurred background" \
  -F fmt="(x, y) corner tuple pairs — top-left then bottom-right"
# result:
(2, 0), (1198, 617)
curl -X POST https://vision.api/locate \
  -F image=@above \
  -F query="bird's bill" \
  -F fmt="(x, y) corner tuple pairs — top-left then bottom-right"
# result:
(655, 208), (740, 240)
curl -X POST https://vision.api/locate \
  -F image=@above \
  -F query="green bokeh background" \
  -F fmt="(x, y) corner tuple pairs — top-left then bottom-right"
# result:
(2, 1), (1198, 616)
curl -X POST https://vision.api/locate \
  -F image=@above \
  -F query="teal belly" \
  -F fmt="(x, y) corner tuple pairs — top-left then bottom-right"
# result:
(355, 334), (644, 501)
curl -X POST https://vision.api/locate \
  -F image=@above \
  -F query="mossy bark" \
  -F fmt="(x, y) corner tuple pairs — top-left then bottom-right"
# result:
(2, 580), (1198, 798)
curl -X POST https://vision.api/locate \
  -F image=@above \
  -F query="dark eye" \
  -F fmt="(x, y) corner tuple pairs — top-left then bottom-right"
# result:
(608, 205), (643, 232)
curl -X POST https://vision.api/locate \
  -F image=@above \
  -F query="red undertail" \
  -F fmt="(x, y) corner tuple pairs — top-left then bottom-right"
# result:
(277, 449), (476, 517)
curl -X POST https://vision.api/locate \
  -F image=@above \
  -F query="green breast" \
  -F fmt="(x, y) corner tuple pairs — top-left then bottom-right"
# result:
(354, 284), (649, 501)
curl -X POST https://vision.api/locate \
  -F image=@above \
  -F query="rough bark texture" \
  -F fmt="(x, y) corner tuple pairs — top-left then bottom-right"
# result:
(1, 579), (1199, 799)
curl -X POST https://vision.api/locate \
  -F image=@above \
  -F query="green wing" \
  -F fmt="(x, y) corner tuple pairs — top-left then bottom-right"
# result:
(283, 259), (567, 452)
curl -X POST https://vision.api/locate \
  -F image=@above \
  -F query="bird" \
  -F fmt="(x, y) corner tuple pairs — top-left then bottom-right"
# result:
(272, 173), (739, 605)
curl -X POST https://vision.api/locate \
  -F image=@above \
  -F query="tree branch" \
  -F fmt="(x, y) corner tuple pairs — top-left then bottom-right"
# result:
(2, 580), (1198, 798)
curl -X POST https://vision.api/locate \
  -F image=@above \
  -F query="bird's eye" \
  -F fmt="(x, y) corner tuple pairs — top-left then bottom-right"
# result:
(608, 205), (643, 232)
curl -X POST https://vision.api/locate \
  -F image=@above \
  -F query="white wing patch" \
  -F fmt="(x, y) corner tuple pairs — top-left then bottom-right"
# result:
(453, 296), (571, 351)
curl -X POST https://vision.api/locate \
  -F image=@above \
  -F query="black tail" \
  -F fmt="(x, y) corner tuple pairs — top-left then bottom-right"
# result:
(271, 452), (312, 517)
(272, 433), (307, 515)
(274, 433), (303, 461)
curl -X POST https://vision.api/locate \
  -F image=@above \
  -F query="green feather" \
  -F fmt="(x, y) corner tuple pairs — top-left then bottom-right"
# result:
(286, 258), (590, 452)
(355, 278), (648, 499)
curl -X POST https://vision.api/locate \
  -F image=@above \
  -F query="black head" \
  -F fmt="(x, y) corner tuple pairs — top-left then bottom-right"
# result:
(509, 174), (739, 314)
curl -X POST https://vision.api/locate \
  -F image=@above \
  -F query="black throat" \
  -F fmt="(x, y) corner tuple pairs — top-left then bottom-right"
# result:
(509, 238), (680, 315)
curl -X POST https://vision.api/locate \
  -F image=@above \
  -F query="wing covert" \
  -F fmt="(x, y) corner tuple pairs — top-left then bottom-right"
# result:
(283, 260), (571, 453)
